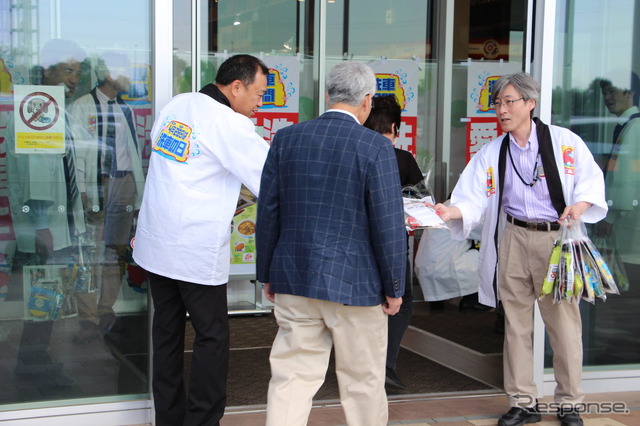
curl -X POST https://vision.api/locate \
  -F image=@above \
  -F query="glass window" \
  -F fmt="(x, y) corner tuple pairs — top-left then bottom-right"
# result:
(326, 0), (435, 182)
(0, 0), (151, 409)
(446, 0), (527, 199)
(194, 0), (315, 141)
(550, 0), (640, 369)
(173, 0), (193, 95)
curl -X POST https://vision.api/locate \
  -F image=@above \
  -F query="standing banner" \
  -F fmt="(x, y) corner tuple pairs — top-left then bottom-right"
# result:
(465, 61), (520, 162)
(368, 59), (419, 154)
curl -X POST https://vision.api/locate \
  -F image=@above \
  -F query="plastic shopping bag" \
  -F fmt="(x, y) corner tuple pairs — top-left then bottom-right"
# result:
(539, 219), (620, 304)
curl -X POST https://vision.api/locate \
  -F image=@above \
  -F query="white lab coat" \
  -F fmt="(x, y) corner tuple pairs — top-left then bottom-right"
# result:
(133, 91), (269, 286)
(414, 226), (481, 301)
(447, 122), (608, 307)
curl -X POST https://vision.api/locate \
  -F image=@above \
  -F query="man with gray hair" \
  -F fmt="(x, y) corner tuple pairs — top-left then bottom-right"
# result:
(256, 61), (406, 426)
(435, 72), (607, 426)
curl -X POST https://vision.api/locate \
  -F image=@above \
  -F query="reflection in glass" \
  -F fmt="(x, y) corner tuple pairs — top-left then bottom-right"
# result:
(551, 0), (639, 369)
(0, 1), (151, 410)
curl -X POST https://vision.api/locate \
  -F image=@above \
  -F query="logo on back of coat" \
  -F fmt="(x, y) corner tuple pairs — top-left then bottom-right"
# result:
(153, 120), (191, 163)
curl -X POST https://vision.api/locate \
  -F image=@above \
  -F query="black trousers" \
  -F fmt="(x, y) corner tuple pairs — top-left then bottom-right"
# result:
(386, 258), (413, 371)
(149, 272), (229, 426)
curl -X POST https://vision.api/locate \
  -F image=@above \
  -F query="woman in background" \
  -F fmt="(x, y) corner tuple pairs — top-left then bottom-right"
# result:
(364, 95), (423, 389)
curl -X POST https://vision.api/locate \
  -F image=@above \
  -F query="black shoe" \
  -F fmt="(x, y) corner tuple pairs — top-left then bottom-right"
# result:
(385, 368), (406, 389)
(557, 411), (583, 426)
(459, 300), (493, 311)
(498, 406), (541, 426)
(459, 293), (493, 312)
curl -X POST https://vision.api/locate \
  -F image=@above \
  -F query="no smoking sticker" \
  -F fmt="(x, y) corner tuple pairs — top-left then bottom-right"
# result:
(19, 91), (60, 131)
(13, 85), (66, 154)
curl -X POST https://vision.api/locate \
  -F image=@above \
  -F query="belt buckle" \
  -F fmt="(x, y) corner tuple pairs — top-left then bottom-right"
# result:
(526, 222), (537, 230)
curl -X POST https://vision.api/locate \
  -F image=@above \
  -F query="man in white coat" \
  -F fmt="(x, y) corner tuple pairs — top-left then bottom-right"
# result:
(69, 51), (145, 343)
(133, 55), (269, 426)
(435, 73), (607, 426)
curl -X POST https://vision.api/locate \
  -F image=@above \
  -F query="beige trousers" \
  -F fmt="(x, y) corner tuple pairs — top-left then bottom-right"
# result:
(499, 222), (585, 408)
(266, 293), (388, 426)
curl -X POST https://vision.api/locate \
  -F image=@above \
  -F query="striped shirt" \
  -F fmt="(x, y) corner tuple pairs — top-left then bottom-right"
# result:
(502, 121), (559, 222)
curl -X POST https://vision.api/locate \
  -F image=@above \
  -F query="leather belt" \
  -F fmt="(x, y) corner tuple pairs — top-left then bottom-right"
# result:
(506, 214), (560, 232)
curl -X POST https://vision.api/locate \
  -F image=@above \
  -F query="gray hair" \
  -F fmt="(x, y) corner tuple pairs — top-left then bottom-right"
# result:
(492, 72), (540, 103)
(326, 62), (377, 106)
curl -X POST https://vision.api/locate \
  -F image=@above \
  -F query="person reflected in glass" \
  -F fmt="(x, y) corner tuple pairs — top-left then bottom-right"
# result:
(434, 73), (607, 426)
(363, 94), (422, 390)
(597, 72), (640, 282)
(5, 38), (87, 383)
(69, 52), (146, 343)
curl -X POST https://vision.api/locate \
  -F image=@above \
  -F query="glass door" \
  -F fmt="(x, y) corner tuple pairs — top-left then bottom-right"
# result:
(0, 0), (152, 414)
(398, 0), (529, 391)
(551, 0), (640, 375)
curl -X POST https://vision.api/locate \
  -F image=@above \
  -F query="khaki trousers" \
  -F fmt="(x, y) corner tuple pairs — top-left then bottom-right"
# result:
(266, 294), (388, 426)
(499, 222), (585, 408)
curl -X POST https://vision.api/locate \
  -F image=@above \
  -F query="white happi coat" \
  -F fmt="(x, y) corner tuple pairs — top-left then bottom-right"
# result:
(447, 121), (608, 307)
(133, 91), (269, 286)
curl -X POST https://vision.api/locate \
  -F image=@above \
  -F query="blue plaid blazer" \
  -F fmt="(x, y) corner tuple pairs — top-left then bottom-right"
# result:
(256, 111), (406, 306)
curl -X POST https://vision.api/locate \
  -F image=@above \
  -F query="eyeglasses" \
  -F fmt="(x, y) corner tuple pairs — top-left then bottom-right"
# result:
(490, 97), (525, 109)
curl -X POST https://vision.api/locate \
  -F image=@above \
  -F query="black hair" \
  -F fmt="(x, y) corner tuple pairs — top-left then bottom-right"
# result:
(215, 54), (269, 87)
(599, 71), (640, 106)
(363, 95), (402, 136)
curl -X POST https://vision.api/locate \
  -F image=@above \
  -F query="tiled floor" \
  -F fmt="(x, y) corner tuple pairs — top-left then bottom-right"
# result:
(220, 391), (640, 425)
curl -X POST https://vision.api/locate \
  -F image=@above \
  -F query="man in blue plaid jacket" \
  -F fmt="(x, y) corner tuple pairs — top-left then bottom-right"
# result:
(256, 61), (407, 426)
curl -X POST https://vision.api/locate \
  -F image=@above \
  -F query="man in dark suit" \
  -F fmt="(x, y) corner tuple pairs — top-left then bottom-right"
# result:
(256, 61), (407, 426)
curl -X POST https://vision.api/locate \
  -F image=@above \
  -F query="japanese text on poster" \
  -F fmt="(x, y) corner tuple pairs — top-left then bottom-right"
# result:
(13, 85), (66, 154)
(369, 59), (419, 154)
(253, 56), (300, 144)
(465, 61), (519, 161)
